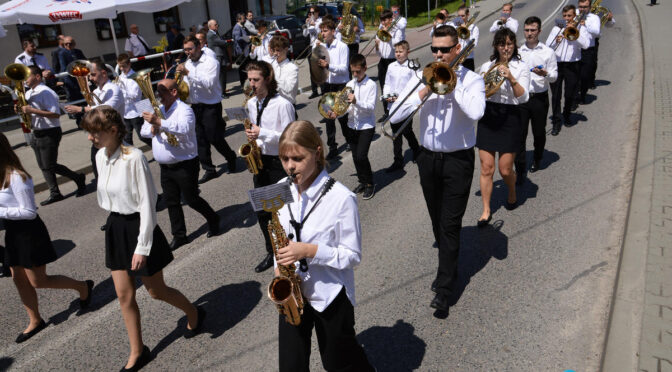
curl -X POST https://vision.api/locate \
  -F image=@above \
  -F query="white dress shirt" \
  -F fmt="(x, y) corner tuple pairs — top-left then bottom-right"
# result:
(0, 171), (37, 220)
(376, 25), (403, 59)
(184, 53), (222, 104)
(303, 17), (322, 45)
(124, 34), (150, 57)
(140, 99), (198, 164)
(272, 58), (299, 104)
(246, 93), (295, 156)
(276, 170), (362, 312)
(25, 83), (60, 130)
(389, 66), (485, 152)
(346, 76), (377, 130)
(117, 69), (143, 119)
(15, 52), (51, 71)
(395, 16), (407, 40)
(202, 46), (217, 60)
(96, 146), (158, 256)
(545, 26), (589, 62)
(489, 17), (519, 33)
(519, 41), (558, 93)
(578, 12), (601, 48)
(92, 80), (125, 115)
(250, 34), (272, 62)
(383, 60), (416, 97)
(479, 59), (530, 104)
(314, 39), (350, 84)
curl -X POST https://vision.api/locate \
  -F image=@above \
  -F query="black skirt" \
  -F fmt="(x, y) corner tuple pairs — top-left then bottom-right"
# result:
(104, 212), (173, 277)
(3, 215), (57, 268)
(476, 101), (523, 153)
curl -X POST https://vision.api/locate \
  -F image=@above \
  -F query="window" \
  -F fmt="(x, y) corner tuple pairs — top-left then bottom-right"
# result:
(95, 14), (128, 41)
(16, 24), (63, 48)
(153, 7), (181, 33)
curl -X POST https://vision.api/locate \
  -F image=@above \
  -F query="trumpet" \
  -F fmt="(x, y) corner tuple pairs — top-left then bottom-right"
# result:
(66, 60), (102, 106)
(167, 60), (190, 102)
(130, 68), (179, 146)
(4, 63), (32, 130)
(380, 39), (475, 140)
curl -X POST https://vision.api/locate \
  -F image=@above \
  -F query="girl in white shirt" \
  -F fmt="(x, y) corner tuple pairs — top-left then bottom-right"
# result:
(476, 28), (530, 226)
(80, 107), (204, 371)
(0, 133), (93, 344)
(275, 120), (374, 372)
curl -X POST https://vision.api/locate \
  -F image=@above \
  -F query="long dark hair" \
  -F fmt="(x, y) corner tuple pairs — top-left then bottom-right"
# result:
(490, 28), (521, 62)
(0, 133), (31, 187)
(246, 61), (278, 97)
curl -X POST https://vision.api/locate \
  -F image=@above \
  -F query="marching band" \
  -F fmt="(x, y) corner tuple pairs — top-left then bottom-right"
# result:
(1, 1), (618, 369)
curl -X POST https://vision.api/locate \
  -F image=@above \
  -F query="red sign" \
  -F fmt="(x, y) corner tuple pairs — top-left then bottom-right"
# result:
(49, 10), (82, 22)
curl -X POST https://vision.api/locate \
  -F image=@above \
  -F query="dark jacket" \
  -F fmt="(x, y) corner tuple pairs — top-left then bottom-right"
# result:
(51, 47), (64, 74)
(58, 48), (86, 73)
(232, 23), (250, 57)
(206, 29), (229, 62)
(168, 32), (185, 51)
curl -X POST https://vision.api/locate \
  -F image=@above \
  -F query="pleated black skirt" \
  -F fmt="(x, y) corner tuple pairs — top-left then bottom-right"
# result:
(104, 212), (173, 277)
(476, 101), (523, 153)
(3, 215), (57, 268)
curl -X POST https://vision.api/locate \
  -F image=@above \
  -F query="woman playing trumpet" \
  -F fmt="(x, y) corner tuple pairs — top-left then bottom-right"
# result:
(476, 28), (530, 226)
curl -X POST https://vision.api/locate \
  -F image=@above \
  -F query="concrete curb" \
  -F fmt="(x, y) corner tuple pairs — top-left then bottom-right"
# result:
(600, 0), (650, 370)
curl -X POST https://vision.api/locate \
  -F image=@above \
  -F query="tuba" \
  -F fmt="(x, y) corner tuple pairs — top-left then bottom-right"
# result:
(340, 1), (359, 45)
(4, 63), (32, 130)
(239, 118), (263, 174)
(66, 60), (102, 106)
(482, 61), (509, 98)
(130, 68), (179, 146)
(318, 84), (353, 119)
(266, 189), (304, 326)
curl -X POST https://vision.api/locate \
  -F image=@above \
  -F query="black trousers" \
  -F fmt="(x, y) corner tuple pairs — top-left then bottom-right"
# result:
(218, 56), (228, 95)
(123, 116), (152, 147)
(347, 43), (359, 79)
(550, 61), (580, 123)
(579, 47), (597, 101)
(30, 127), (80, 196)
(378, 57), (395, 114)
(322, 83), (350, 151)
(593, 38), (600, 87)
(253, 155), (287, 254)
(462, 58), (475, 72)
(90, 144), (98, 179)
(344, 127), (375, 185)
(515, 91), (549, 172)
(238, 56), (251, 87)
(279, 287), (374, 372)
(391, 118), (420, 164)
(192, 102), (236, 173)
(417, 147), (474, 296)
(160, 157), (218, 238)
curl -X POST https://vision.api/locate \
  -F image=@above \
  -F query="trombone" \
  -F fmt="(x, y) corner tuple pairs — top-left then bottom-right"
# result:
(361, 15), (402, 57)
(550, 11), (586, 51)
(294, 33), (324, 66)
(455, 11), (479, 40)
(380, 39), (475, 140)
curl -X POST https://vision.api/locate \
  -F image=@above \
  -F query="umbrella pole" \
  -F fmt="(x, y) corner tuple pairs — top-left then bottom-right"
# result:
(109, 18), (119, 56)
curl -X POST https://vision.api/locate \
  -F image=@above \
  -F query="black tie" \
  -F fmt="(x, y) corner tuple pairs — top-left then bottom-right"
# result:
(137, 36), (151, 55)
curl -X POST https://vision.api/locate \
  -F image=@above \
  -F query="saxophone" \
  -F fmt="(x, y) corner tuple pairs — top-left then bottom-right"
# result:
(239, 118), (263, 174)
(265, 188), (304, 326)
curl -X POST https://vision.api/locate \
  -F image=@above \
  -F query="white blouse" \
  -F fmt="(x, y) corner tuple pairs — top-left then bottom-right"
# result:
(479, 58), (530, 105)
(276, 170), (362, 312)
(95, 146), (158, 256)
(0, 171), (37, 221)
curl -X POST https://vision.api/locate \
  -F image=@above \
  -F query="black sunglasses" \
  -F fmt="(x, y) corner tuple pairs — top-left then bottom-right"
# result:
(430, 44), (457, 54)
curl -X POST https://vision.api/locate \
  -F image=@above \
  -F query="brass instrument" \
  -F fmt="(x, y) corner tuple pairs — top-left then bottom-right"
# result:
(172, 60), (190, 102)
(130, 68), (179, 146)
(482, 61), (509, 98)
(591, 0), (612, 27)
(551, 10), (588, 51)
(309, 44), (330, 85)
(361, 14), (401, 56)
(294, 33), (325, 66)
(66, 60), (102, 106)
(381, 39), (476, 140)
(239, 118), (263, 174)
(4, 63), (32, 130)
(318, 84), (353, 119)
(456, 11), (479, 40)
(340, 1), (359, 45)
(265, 189), (304, 326)
(250, 21), (277, 47)
(417, 15), (454, 32)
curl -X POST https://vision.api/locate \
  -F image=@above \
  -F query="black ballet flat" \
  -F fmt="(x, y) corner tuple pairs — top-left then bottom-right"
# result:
(80, 280), (94, 310)
(505, 200), (518, 211)
(184, 306), (207, 339)
(120, 345), (152, 372)
(477, 214), (492, 228)
(15, 319), (46, 343)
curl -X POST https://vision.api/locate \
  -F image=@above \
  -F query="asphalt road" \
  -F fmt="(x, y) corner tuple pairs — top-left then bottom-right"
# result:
(0, 0), (641, 370)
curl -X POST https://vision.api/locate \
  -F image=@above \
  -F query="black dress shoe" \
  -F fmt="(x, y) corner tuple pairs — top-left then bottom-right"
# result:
(362, 184), (376, 200)
(308, 92), (320, 99)
(100, 224), (107, 231)
(80, 280), (94, 310)
(505, 200), (518, 211)
(169, 236), (189, 250)
(431, 278), (438, 293)
(207, 216), (221, 238)
(120, 345), (152, 372)
(385, 162), (404, 173)
(226, 158), (238, 173)
(198, 171), (219, 184)
(477, 214), (492, 228)
(184, 306), (206, 339)
(40, 193), (64, 206)
(254, 253), (274, 273)
(15, 319), (46, 343)
(430, 293), (449, 312)
(529, 159), (541, 173)
(551, 125), (561, 136)
(75, 173), (87, 197)
(326, 149), (339, 160)
(563, 113), (572, 126)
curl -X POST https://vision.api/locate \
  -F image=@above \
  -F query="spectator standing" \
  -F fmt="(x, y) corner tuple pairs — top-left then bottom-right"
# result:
(206, 19), (232, 98)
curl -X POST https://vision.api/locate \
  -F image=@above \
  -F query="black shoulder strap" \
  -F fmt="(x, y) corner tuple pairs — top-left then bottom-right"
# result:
(256, 94), (272, 126)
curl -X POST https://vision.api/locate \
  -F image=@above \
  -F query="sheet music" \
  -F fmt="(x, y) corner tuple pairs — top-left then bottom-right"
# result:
(247, 182), (294, 212)
(134, 98), (154, 115)
(224, 107), (249, 122)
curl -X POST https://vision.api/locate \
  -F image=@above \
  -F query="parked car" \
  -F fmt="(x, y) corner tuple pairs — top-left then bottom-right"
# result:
(224, 15), (310, 61)
(292, 4), (360, 21)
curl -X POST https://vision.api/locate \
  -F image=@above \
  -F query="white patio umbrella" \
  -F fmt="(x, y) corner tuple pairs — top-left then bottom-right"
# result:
(0, 0), (190, 55)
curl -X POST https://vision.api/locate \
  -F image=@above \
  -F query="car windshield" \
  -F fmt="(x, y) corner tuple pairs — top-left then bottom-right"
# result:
(276, 18), (301, 29)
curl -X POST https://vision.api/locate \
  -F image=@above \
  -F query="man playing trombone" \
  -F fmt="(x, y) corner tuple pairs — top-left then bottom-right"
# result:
(391, 5), (408, 41)
(376, 9), (403, 123)
(389, 25), (485, 315)
(450, 5), (479, 71)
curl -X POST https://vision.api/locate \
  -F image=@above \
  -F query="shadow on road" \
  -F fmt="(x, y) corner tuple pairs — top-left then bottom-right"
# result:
(358, 319), (426, 372)
(185, 202), (256, 243)
(52, 239), (77, 259)
(448, 222), (508, 307)
(0, 357), (14, 371)
(594, 79), (611, 87)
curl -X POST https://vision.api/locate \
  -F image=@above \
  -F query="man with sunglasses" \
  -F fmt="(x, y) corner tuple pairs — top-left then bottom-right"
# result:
(391, 5), (407, 41)
(389, 25), (485, 316)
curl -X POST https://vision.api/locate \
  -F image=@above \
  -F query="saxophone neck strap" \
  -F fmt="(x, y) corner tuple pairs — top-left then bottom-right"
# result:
(256, 94), (272, 126)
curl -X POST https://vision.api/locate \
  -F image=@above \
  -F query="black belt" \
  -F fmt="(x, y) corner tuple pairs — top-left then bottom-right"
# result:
(191, 102), (220, 108)
(421, 146), (471, 160)
(109, 212), (140, 219)
(529, 91), (548, 98)
(32, 126), (61, 138)
(159, 157), (198, 169)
